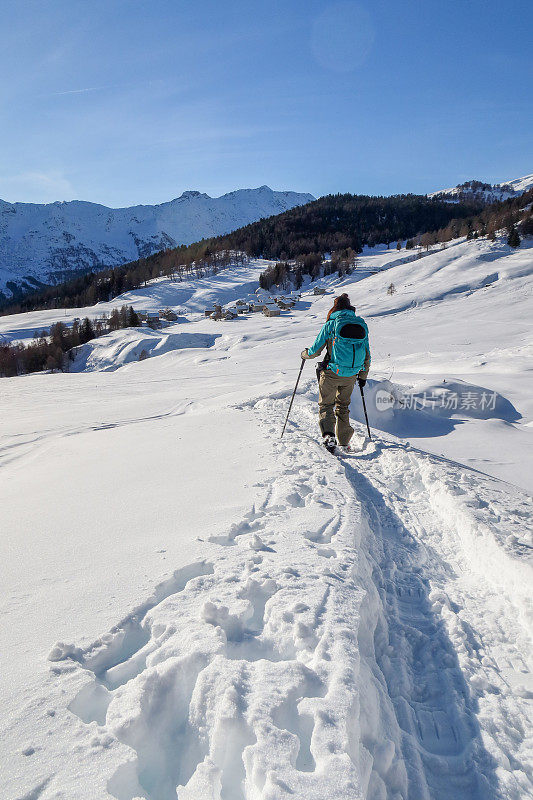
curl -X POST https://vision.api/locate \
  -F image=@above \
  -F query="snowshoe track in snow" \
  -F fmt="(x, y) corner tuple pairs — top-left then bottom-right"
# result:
(50, 387), (532, 799)
(53, 409), (371, 799)
(347, 462), (491, 799)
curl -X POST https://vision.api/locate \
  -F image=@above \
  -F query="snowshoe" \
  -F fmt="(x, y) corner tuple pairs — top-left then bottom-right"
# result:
(323, 434), (337, 454)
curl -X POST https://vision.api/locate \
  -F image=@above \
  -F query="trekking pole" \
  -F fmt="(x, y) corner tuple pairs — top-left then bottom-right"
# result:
(281, 359), (305, 438)
(359, 381), (372, 440)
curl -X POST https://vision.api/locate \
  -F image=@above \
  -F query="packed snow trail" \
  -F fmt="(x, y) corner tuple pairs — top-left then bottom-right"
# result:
(43, 382), (532, 800)
(293, 386), (532, 799)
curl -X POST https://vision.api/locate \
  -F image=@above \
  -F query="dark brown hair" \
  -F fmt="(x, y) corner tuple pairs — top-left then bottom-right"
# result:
(326, 293), (354, 320)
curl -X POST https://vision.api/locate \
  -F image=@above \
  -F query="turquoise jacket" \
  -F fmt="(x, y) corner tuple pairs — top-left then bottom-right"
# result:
(308, 309), (370, 378)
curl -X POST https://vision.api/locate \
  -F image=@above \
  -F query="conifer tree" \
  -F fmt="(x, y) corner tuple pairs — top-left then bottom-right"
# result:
(109, 309), (121, 330)
(79, 317), (95, 344)
(507, 226), (520, 248)
(119, 305), (129, 328)
(128, 306), (140, 327)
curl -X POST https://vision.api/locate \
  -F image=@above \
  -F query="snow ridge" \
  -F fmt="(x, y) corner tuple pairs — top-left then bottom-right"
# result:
(428, 173), (533, 203)
(0, 186), (314, 297)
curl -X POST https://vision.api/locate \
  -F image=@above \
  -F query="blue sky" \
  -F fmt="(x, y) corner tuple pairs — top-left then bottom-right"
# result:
(1, 0), (532, 206)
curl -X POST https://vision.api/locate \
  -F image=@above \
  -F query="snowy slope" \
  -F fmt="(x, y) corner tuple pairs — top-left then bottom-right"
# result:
(0, 258), (275, 344)
(1, 236), (532, 800)
(428, 173), (533, 203)
(0, 186), (314, 298)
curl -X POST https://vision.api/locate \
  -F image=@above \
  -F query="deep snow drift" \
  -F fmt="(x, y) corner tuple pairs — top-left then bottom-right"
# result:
(0, 186), (314, 297)
(1, 235), (531, 800)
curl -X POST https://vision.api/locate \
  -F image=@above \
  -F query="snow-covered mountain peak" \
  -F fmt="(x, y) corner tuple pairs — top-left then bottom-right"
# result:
(176, 190), (208, 200)
(0, 186), (315, 300)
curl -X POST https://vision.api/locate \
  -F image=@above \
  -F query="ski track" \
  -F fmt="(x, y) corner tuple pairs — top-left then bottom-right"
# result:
(0, 401), (193, 471)
(47, 387), (532, 800)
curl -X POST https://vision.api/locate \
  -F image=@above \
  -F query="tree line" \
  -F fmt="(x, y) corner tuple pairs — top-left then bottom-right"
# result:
(0, 305), (140, 377)
(404, 188), (532, 249)
(258, 189), (533, 290)
(259, 249), (359, 290)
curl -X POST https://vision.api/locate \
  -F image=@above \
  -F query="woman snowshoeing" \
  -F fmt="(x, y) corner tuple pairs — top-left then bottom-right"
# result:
(301, 293), (370, 453)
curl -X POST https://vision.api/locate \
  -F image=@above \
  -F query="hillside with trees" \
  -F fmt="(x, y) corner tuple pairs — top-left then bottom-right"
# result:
(0, 305), (139, 377)
(212, 193), (483, 259)
(3, 189), (533, 315)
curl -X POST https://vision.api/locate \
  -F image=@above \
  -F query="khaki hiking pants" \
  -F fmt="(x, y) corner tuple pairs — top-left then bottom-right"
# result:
(318, 369), (357, 445)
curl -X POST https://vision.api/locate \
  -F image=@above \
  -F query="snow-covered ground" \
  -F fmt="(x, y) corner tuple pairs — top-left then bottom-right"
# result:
(0, 259), (277, 344)
(1, 236), (532, 800)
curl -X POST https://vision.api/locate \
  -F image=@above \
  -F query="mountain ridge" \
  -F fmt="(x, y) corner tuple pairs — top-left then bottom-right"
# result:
(428, 172), (533, 203)
(0, 186), (314, 299)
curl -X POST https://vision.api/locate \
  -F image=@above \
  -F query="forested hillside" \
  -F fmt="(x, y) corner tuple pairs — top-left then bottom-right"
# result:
(211, 193), (482, 258)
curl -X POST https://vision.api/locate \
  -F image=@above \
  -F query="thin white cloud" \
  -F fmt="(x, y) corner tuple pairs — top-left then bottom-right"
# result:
(47, 79), (158, 98)
(50, 86), (108, 96)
